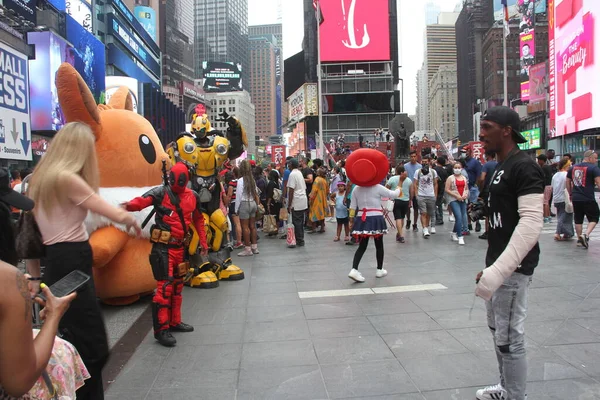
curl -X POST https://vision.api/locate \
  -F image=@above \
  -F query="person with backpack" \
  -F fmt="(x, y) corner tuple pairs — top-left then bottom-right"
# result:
(266, 170), (283, 236)
(434, 156), (450, 226)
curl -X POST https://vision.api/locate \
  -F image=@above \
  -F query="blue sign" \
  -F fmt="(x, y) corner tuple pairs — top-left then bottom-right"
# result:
(107, 44), (159, 88)
(108, 13), (161, 79)
(134, 6), (157, 42)
(109, 0), (159, 56)
(45, 0), (66, 11)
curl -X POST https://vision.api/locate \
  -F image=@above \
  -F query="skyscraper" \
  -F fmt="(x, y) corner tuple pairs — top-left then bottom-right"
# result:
(416, 66), (429, 131)
(195, 0), (249, 88)
(159, 0), (195, 87)
(249, 33), (277, 140)
(425, 14), (459, 82)
(425, 1), (441, 25)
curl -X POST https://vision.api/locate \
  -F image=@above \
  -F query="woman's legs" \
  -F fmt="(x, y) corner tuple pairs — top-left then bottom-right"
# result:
(344, 222), (350, 238)
(395, 219), (404, 237)
(240, 218), (250, 246)
(352, 237), (369, 270)
(459, 201), (467, 236)
(374, 236), (384, 269)
(232, 214), (242, 244)
(336, 223), (342, 239)
(449, 201), (462, 235)
(555, 202), (565, 236)
(249, 216), (257, 245)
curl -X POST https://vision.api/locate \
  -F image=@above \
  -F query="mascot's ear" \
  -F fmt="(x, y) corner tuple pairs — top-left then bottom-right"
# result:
(56, 63), (101, 138)
(107, 87), (134, 111)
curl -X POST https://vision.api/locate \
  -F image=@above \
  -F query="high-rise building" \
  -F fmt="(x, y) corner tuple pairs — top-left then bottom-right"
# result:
(416, 66), (429, 131)
(425, 15), (459, 82)
(158, 0), (195, 88)
(428, 64), (458, 141)
(206, 91), (256, 156)
(249, 33), (277, 141)
(195, 0), (249, 89)
(425, 1), (441, 25)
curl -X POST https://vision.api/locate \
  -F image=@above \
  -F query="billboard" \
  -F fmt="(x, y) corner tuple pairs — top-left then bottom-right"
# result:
(519, 30), (535, 101)
(0, 43), (31, 161)
(271, 145), (285, 165)
(494, 0), (547, 24)
(550, 0), (599, 137)
(319, 0), (390, 62)
(202, 61), (242, 92)
(3, 0), (37, 24)
(66, 0), (92, 32)
(287, 83), (318, 123)
(106, 76), (139, 113)
(135, 6), (157, 42)
(518, 128), (542, 150)
(528, 62), (547, 103)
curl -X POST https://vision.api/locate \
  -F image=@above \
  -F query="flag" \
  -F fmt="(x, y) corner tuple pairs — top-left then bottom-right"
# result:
(501, 0), (510, 37)
(313, 0), (324, 25)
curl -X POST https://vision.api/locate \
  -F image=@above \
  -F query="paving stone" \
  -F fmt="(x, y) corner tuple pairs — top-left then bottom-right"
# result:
(543, 320), (600, 346)
(525, 377), (600, 399)
(152, 368), (239, 389)
(382, 330), (469, 360)
(247, 292), (302, 307)
(313, 335), (396, 365)
(161, 343), (242, 371)
(550, 343), (600, 377)
(368, 312), (443, 334)
(426, 308), (488, 330)
(168, 323), (245, 345)
(304, 302), (364, 320)
(246, 305), (305, 322)
(249, 281), (298, 294)
(308, 316), (378, 339)
(357, 298), (421, 316)
(237, 365), (328, 400)
(191, 307), (247, 325)
(243, 319), (310, 343)
(145, 388), (237, 400)
(241, 339), (318, 368)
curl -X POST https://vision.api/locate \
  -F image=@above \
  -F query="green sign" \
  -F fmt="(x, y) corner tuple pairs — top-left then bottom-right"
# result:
(518, 128), (541, 150)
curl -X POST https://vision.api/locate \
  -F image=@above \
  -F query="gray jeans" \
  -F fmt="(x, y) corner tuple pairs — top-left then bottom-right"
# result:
(555, 202), (574, 237)
(486, 272), (532, 400)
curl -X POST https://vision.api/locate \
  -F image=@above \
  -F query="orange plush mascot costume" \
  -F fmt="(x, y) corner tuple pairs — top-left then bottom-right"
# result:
(56, 63), (168, 305)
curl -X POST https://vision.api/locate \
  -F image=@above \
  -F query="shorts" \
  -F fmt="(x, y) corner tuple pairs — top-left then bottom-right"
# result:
(393, 200), (409, 220)
(417, 196), (436, 216)
(573, 201), (600, 225)
(238, 200), (257, 220)
(336, 217), (349, 225)
(543, 186), (553, 205)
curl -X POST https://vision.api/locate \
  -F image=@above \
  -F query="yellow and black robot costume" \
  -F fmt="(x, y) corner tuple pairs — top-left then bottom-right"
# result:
(167, 112), (247, 288)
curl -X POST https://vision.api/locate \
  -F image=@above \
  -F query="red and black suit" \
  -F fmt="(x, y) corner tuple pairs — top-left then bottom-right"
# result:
(125, 163), (207, 346)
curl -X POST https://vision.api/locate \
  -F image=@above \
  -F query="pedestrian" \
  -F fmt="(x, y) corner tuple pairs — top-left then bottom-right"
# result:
(445, 162), (469, 245)
(308, 167), (328, 233)
(225, 168), (243, 249)
(462, 145), (483, 231)
(477, 152), (498, 240)
(536, 154), (555, 223)
(28, 122), (142, 399)
(333, 181), (350, 242)
(404, 151), (422, 232)
(566, 150), (600, 249)
(346, 149), (400, 282)
(434, 156), (449, 225)
(414, 155), (439, 238)
(552, 157), (574, 241)
(475, 106), (544, 400)
(386, 164), (412, 243)
(286, 158), (308, 247)
(235, 160), (261, 256)
(266, 169), (282, 237)
(358, 133), (364, 148)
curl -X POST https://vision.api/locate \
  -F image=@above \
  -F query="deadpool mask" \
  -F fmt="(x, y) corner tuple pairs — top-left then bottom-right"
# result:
(169, 162), (189, 193)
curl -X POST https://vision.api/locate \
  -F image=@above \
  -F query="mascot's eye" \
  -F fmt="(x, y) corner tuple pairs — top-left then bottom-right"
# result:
(216, 143), (227, 155)
(183, 142), (196, 154)
(139, 134), (157, 164)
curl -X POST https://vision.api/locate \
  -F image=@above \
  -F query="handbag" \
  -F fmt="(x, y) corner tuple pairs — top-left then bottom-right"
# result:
(263, 215), (278, 234)
(15, 211), (46, 259)
(279, 207), (288, 221)
(564, 188), (574, 214)
(286, 214), (296, 247)
(256, 204), (265, 220)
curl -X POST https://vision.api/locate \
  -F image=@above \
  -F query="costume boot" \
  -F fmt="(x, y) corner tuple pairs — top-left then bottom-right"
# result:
(170, 322), (194, 332)
(152, 303), (176, 347)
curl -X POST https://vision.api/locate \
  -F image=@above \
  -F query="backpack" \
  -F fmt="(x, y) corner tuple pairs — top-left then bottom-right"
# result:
(272, 187), (282, 202)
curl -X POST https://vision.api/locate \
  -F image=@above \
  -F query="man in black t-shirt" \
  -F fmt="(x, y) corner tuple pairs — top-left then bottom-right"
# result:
(537, 154), (555, 223)
(434, 156), (449, 225)
(474, 107), (544, 400)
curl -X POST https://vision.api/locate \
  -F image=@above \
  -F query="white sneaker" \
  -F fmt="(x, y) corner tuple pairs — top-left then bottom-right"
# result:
(430, 227), (436, 234)
(348, 269), (365, 282)
(451, 232), (458, 242)
(458, 237), (465, 245)
(376, 269), (388, 278)
(423, 228), (430, 237)
(449, 215), (455, 222)
(476, 383), (506, 400)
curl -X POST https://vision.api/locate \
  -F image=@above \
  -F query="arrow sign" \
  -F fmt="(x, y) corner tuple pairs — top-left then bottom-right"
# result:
(10, 118), (18, 143)
(20, 122), (30, 155)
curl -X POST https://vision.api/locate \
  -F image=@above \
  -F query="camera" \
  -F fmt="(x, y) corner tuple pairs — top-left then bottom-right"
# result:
(469, 201), (487, 222)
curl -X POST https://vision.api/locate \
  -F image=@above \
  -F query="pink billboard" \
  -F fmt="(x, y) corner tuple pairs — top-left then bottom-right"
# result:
(319, 0), (390, 62)
(550, 0), (599, 137)
(528, 62), (547, 103)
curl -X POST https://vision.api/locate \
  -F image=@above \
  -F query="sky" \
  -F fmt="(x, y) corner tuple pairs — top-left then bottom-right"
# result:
(248, 0), (461, 116)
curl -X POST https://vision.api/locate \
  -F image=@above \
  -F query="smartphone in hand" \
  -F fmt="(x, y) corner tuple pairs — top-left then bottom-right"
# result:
(36, 270), (90, 302)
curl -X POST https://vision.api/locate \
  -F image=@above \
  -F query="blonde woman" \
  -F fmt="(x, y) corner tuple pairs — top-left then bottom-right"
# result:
(28, 122), (141, 399)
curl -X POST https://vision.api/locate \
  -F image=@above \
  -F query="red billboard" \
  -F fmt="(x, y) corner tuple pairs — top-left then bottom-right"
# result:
(528, 62), (547, 103)
(319, 0), (390, 62)
(271, 145), (286, 166)
(550, 0), (599, 137)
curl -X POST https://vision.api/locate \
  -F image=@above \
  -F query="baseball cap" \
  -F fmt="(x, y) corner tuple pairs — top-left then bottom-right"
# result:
(288, 158), (299, 168)
(249, 160), (256, 167)
(481, 106), (527, 144)
(0, 168), (34, 211)
(337, 181), (346, 186)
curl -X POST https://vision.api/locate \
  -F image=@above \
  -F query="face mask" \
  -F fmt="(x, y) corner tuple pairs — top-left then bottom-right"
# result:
(454, 169), (462, 175)
(421, 165), (430, 175)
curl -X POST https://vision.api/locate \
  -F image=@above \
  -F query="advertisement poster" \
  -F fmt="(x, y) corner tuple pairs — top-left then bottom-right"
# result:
(494, 0), (547, 24)
(202, 61), (242, 92)
(319, 0), (390, 62)
(520, 30), (536, 80)
(468, 141), (486, 164)
(0, 43), (31, 161)
(528, 62), (547, 103)
(3, 0), (37, 25)
(271, 145), (285, 165)
(135, 6), (157, 42)
(551, 0), (599, 136)
(288, 85), (305, 123)
(518, 128), (541, 150)
(548, 0), (555, 130)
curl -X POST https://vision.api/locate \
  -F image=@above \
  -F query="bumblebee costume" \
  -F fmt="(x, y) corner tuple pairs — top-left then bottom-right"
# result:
(167, 112), (247, 288)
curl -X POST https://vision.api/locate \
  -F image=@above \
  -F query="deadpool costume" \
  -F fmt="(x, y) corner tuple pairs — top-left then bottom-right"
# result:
(124, 163), (208, 347)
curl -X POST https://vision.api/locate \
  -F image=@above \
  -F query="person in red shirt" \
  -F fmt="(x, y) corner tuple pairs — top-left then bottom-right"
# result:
(445, 162), (470, 245)
(124, 162), (208, 347)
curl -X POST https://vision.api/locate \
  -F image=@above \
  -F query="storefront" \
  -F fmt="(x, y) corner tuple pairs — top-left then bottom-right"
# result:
(548, 128), (600, 164)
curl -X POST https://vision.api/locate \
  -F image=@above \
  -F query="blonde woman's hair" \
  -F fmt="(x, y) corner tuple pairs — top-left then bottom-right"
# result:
(29, 122), (99, 213)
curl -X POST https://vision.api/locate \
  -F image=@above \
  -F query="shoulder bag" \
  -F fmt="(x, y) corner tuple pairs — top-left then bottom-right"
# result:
(15, 211), (46, 259)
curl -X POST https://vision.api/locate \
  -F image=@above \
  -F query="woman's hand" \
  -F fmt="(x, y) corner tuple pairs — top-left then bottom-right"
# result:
(124, 215), (142, 237)
(23, 274), (41, 297)
(34, 283), (77, 323)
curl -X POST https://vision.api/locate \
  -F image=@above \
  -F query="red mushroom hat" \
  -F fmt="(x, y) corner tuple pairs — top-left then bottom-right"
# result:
(345, 149), (389, 187)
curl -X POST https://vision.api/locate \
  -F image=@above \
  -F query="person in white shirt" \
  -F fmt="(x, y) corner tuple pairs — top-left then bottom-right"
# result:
(552, 157), (574, 240)
(414, 156), (439, 238)
(286, 159), (308, 247)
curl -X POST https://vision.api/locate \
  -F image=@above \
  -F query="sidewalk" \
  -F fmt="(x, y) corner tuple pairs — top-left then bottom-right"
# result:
(105, 220), (600, 399)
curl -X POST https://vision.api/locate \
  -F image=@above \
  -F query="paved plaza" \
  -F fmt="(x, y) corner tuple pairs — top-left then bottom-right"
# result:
(105, 220), (600, 400)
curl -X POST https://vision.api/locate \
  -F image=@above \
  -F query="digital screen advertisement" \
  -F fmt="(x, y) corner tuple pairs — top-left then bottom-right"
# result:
(3, 0), (37, 24)
(318, 0), (390, 62)
(202, 61), (242, 92)
(134, 6), (157, 42)
(550, 0), (599, 136)
(528, 62), (547, 103)
(494, 0), (547, 24)
(518, 128), (542, 150)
